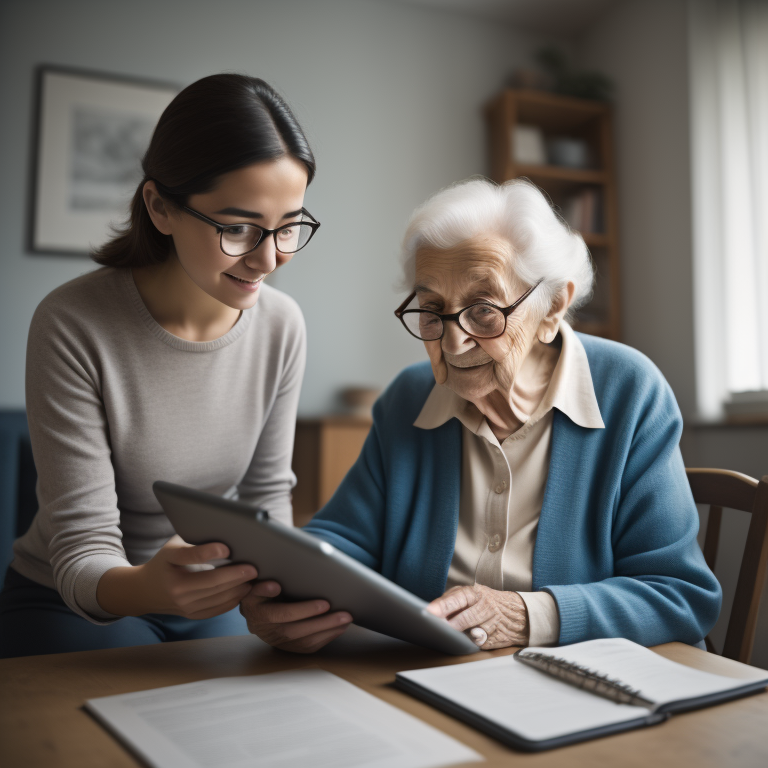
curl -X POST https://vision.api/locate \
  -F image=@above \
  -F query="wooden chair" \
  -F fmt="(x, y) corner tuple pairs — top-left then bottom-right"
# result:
(687, 468), (768, 664)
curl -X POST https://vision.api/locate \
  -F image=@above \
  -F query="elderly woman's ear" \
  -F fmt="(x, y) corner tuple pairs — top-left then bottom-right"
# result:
(537, 281), (575, 344)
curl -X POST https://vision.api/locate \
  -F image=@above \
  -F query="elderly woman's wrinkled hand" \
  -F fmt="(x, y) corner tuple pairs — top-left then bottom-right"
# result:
(239, 580), (353, 653)
(426, 585), (529, 649)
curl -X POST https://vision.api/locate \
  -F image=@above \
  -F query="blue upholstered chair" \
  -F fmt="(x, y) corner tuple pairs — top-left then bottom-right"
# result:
(0, 411), (37, 581)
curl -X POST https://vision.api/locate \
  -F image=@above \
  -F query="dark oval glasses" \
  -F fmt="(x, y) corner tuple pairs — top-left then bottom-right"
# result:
(394, 280), (543, 341)
(182, 205), (320, 256)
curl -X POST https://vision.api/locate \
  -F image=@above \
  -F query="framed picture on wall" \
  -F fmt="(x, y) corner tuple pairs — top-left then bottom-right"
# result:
(29, 65), (178, 256)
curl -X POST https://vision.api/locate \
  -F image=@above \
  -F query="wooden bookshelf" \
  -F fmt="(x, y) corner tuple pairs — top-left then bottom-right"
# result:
(291, 416), (372, 526)
(485, 88), (621, 341)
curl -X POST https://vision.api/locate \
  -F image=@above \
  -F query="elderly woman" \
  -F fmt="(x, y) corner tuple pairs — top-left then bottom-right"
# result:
(240, 178), (721, 653)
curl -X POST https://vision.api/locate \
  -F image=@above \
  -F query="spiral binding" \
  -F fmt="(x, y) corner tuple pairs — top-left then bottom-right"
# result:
(515, 651), (656, 709)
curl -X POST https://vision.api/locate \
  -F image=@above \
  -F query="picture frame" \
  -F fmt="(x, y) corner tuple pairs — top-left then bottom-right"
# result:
(29, 65), (178, 256)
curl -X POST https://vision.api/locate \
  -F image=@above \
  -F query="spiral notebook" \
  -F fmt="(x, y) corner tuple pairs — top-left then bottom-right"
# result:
(395, 637), (768, 752)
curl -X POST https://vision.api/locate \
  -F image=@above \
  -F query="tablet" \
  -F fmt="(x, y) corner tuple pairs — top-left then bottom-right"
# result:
(153, 481), (479, 656)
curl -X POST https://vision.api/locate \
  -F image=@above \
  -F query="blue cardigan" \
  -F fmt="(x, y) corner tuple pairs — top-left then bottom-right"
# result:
(305, 334), (722, 646)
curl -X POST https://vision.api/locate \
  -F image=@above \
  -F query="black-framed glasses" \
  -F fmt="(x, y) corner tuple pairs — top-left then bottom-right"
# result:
(394, 279), (544, 341)
(182, 205), (321, 256)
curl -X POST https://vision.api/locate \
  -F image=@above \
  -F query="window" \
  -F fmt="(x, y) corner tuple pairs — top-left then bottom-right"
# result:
(689, 0), (768, 418)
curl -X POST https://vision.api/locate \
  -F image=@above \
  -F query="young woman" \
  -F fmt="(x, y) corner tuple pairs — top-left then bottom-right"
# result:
(0, 74), (320, 658)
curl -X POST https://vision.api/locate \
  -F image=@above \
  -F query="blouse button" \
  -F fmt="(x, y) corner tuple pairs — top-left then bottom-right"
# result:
(488, 533), (502, 552)
(494, 480), (507, 494)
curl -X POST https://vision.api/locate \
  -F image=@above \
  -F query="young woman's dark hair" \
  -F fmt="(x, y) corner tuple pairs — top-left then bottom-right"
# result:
(92, 74), (316, 268)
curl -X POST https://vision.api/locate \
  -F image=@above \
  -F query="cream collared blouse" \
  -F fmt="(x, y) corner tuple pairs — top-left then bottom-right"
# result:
(413, 322), (605, 645)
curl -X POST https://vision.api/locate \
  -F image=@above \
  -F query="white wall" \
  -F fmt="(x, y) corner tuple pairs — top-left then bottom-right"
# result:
(0, 0), (550, 415)
(575, 0), (768, 669)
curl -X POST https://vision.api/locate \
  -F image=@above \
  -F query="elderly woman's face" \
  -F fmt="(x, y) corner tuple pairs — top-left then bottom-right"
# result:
(414, 236), (542, 401)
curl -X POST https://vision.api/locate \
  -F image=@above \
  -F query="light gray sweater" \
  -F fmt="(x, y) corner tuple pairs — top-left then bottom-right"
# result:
(12, 267), (306, 623)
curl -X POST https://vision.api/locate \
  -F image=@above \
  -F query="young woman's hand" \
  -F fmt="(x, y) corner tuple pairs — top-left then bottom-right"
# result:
(239, 580), (353, 653)
(96, 535), (257, 619)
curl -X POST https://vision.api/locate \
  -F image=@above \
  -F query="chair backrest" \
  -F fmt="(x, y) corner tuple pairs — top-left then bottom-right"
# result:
(0, 411), (38, 582)
(687, 467), (768, 664)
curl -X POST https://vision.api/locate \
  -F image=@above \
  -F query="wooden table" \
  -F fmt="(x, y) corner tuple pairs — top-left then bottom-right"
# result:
(2, 627), (767, 767)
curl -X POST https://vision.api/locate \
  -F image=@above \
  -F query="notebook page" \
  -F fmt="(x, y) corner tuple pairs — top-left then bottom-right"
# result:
(86, 669), (482, 768)
(526, 638), (768, 709)
(398, 656), (650, 743)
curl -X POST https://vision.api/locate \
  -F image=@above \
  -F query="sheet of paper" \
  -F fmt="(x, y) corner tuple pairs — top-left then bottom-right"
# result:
(526, 637), (768, 708)
(398, 656), (651, 742)
(85, 669), (482, 768)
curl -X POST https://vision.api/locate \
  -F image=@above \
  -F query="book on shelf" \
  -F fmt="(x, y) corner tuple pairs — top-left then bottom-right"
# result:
(395, 637), (768, 752)
(512, 124), (546, 165)
(561, 187), (603, 235)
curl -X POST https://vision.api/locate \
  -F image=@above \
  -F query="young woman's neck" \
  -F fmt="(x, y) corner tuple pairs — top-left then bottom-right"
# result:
(132, 256), (241, 342)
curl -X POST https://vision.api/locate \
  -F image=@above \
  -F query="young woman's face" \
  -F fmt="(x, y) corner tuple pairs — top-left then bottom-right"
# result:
(169, 156), (309, 310)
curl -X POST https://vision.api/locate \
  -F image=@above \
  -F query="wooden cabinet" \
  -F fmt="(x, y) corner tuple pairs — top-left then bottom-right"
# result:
(485, 88), (620, 340)
(291, 416), (372, 526)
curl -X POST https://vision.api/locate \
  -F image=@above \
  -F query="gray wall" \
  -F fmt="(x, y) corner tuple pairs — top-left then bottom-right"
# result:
(575, 0), (697, 415)
(575, 0), (768, 669)
(0, 0), (549, 414)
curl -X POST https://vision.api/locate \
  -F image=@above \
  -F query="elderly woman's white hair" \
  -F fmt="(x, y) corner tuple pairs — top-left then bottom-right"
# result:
(401, 178), (594, 319)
